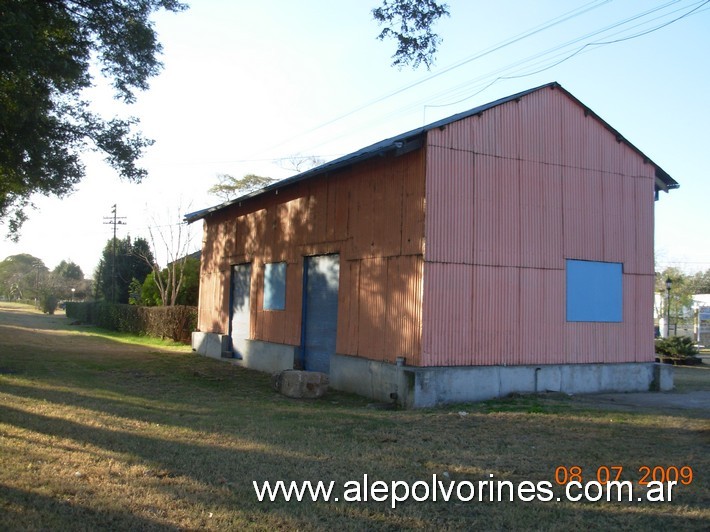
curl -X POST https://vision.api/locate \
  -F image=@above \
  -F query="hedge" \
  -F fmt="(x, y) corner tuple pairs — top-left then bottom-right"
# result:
(66, 302), (197, 343)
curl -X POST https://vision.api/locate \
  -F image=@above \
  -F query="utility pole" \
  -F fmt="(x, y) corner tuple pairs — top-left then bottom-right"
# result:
(103, 204), (127, 303)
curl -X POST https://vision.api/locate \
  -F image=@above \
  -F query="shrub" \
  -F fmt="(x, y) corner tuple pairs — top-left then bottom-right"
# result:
(655, 336), (701, 365)
(65, 302), (197, 343)
(40, 293), (59, 314)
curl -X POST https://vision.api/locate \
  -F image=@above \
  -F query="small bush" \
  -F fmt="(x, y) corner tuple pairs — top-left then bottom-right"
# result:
(655, 336), (701, 365)
(40, 294), (59, 315)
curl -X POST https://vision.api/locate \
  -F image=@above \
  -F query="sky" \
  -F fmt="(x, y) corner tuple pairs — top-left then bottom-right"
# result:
(1, 0), (709, 278)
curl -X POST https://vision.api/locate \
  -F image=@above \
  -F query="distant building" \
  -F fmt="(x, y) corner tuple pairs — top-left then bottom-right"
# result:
(186, 82), (678, 407)
(656, 292), (710, 344)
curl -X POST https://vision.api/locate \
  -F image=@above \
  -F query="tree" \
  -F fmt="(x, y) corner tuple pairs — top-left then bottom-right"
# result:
(0, 0), (187, 239)
(275, 154), (325, 174)
(372, 0), (450, 69)
(140, 256), (199, 306)
(655, 268), (695, 335)
(132, 208), (196, 306)
(52, 259), (90, 300)
(208, 174), (278, 202)
(94, 235), (154, 303)
(689, 269), (710, 294)
(0, 254), (47, 300)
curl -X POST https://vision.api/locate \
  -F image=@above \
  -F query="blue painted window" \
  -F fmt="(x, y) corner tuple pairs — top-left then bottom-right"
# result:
(264, 262), (286, 310)
(566, 260), (622, 322)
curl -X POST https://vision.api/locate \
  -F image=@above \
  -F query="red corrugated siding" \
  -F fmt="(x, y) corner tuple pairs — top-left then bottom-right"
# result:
(197, 148), (427, 363)
(421, 262), (473, 365)
(519, 160), (563, 269)
(422, 85), (656, 367)
(424, 144), (475, 263)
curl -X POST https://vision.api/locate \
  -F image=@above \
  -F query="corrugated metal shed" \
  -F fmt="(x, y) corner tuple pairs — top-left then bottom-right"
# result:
(192, 81), (675, 372)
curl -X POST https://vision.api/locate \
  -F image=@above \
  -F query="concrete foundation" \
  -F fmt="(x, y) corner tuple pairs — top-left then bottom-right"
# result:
(192, 332), (296, 373)
(329, 353), (674, 408)
(192, 334), (673, 408)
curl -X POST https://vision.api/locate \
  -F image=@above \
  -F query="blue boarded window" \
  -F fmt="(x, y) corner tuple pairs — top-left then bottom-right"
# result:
(566, 260), (623, 322)
(264, 262), (286, 310)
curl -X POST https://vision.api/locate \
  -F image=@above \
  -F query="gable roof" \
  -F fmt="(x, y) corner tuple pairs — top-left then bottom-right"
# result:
(186, 82), (678, 223)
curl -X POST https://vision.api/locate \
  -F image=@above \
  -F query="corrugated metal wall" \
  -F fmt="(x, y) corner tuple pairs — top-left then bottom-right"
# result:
(422, 85), (656, 366)
(197, 150), (426, 365)
(199, 84), (658, 369)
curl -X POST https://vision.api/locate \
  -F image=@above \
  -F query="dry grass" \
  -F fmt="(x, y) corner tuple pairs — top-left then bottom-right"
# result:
(0, 302), (708, 530)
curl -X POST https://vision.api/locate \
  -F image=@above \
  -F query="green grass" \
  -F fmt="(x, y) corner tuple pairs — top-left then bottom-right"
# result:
(0, 302), (708, 530)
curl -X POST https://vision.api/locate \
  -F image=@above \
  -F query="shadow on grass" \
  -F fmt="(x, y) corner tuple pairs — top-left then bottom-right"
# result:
(1, 305), (709, 529)
(0, 483), (180, 531)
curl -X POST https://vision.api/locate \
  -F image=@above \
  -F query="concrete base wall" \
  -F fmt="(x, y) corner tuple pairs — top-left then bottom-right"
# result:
(330, 354), (674, 408)
(192, 332), (296, 373)
(192, 337), (674, 408)
(192, 332), (231, 360)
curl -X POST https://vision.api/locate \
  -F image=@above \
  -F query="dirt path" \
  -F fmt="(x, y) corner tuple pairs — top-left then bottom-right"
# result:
(0, 302), (188, 361)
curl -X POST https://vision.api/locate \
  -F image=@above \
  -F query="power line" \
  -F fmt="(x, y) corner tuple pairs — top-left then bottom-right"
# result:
(103, 204), (127, 303)
(295, 0), (708, 155)
(257, 0), (613, 156)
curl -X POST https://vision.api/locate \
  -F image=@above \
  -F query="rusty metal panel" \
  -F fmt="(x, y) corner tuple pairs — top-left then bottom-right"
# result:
(357, 257), (387, 358)
(336, 259), (358, 355)
(427, 117), (473, 152)
(470, 265), (521, 365)
(283, 261), (303, 345)
(421, 262), (473, 366)
(621, 177), (639, 274)
(401, 150), (426, 256)
(299, 182), (328, 247)
(519, 86), (564, 166)
(424, 145), (475, 263)
(519, 160), (563, 269)
(326, 176), (349, 245)
(519, 267), (566, 364)
(473, 155), (521, 267)
(347, 162), (375, 259)
(378, 158), (405, 257)
(496, 101), (521, 159)
(632, 274), (655, 362)
(633, 177), (655, 275)
(561, 97), (585, 170)
(385, 255), (423, 365)
(562, 167), (603, 260)
(601, 172), (625, 263)
(197, 270), (221, 333)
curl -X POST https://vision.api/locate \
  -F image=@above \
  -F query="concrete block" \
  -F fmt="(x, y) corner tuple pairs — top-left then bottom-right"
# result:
(330, 353), (405, 403)
(273, 370), (329, 399)
(192, 332), (230, 359)
(237, 340), (296, 373)
(653, 363), (674, 391)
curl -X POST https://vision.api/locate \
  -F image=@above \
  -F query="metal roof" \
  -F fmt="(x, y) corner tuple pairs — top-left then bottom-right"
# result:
(185, 82), (678, 223)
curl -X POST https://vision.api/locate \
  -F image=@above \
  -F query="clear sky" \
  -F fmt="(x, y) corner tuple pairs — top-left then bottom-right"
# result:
(1, 0), (709, 277)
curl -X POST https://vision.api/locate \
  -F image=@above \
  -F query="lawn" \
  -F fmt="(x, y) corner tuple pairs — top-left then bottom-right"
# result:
(0, 302), (708, 530)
